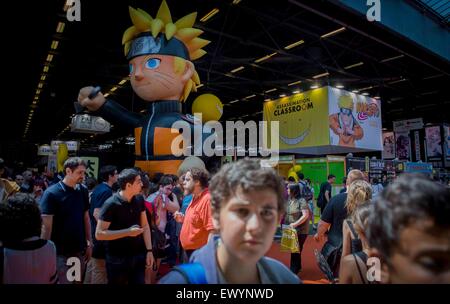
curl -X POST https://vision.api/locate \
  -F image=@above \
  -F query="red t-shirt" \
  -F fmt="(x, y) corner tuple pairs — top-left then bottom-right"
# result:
(179, 188), (214, 250)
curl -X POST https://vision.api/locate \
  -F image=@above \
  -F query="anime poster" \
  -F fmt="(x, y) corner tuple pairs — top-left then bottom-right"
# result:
(425, 126), (443, 159)
(328, 88), (382, 150)
(382, 131), (395, 159)
(444, 125), (450, 158)
(395, 132), (411, 160)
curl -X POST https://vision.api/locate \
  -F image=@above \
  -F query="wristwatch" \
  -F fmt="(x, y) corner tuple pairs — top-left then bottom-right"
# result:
(146, 248), (153, 252)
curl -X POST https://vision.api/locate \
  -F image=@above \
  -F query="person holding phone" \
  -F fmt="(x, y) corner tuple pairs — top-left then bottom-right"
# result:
(96, 169), (154, 284)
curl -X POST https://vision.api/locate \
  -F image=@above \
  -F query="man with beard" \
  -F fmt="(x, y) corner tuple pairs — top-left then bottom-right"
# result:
(174, 168), (214, 260)
(40, 157), (92, 284)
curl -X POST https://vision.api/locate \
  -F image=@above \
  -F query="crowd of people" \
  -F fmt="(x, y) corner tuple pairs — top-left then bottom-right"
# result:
(0, 156), (449, 284)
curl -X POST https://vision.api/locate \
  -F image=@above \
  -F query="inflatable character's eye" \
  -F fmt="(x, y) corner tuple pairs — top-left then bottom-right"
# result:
(145, 58), (161, 69)
(129, 64), (134, 75)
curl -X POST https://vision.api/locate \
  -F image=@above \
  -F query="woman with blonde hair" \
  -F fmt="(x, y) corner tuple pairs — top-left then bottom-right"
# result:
(341, 180), (372, 258)
(339, 201), (373, 284)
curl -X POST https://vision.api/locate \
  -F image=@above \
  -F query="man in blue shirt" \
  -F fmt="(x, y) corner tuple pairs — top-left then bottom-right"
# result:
(40, 157), (92, 284)
(84, 165), (118, 284)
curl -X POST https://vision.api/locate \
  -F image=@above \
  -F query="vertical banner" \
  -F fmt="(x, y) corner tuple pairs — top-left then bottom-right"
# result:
(425, 126), (443, 160)
(395, 132), (411, 160)
(382, 131), (395, 159)
(47, 155), (57, 174)
(414, 131), (421, 161)
(444, 125), (450, 159)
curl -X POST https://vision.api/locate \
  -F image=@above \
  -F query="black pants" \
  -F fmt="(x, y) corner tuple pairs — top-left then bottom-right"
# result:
(105, 254), (146, 284)
(290, 233), (308, 274)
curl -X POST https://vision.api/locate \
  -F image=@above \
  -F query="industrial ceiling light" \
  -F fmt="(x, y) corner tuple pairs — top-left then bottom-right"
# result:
(321, 27), (346, 39)
(119, 79), (127, 85)
(264, 88), (277, 93)
(388, 78), (407, 85)
(344, 62), (364, 70)
(229, 99), (239, 104)
(46, 54), (54, 62)
(230, 66), (245, 73)
(310, 84), (319, 89)
(279, 94), (286, 97)
(56, 22), (65, 33)
(51, 40), (59, 50)
(380, 54), (404, 63)
(284, 39), (304, 50)
(200, 8), (219, 22)
(336, 84), (344, 89)
(313, 72), (329, 79)
(254, 52), (277, 63)
(244, 94), (256, 99)
(196, 84), (204, 89)
(293, 90), (300, 94)
(288, 80), (302, 86)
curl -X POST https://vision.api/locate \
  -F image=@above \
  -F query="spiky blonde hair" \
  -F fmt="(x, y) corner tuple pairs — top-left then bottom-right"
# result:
(123, 0), (209, 102)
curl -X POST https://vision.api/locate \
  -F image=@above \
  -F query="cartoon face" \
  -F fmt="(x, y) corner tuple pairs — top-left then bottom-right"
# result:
(129, 54), (190, 102)
(368, 103), (379, 117)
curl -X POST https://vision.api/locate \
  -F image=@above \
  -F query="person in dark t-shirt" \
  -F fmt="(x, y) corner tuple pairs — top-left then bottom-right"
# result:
(96, 168), (154, 284)
(84, 165), (118, 284)
(40, 157), (92, 284)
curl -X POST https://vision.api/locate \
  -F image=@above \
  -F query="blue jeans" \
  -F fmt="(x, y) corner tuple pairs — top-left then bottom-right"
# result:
(105, 254), (146, 284)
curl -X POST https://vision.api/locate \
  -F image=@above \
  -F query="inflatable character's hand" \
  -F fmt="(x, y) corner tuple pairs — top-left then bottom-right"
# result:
(78, 86), (106, 112)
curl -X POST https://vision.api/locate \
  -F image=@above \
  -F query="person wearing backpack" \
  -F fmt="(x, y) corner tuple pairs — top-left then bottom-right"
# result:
(159, 159), (300, 284)
(317, 175), (335, 215)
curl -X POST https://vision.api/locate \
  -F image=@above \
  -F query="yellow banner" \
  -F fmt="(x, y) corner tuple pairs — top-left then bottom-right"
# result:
(263, 87), (329, 150)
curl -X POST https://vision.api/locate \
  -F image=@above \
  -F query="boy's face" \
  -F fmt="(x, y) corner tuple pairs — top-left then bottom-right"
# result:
(385, 219), (450, 284)
(129, 54), (186, 102)
(128, 175), (143, 196)
(215, 187), (280, 263)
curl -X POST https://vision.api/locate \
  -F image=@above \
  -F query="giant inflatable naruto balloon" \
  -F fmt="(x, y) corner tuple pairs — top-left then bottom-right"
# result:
(77, 0), (214, 175)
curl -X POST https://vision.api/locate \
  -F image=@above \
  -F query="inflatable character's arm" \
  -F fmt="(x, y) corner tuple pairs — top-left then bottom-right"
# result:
(78, 86), (142, 129)
(94, 99), (143, 129)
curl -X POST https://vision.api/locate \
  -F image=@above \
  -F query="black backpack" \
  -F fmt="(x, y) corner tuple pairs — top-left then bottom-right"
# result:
(299, 181), (313, 201)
